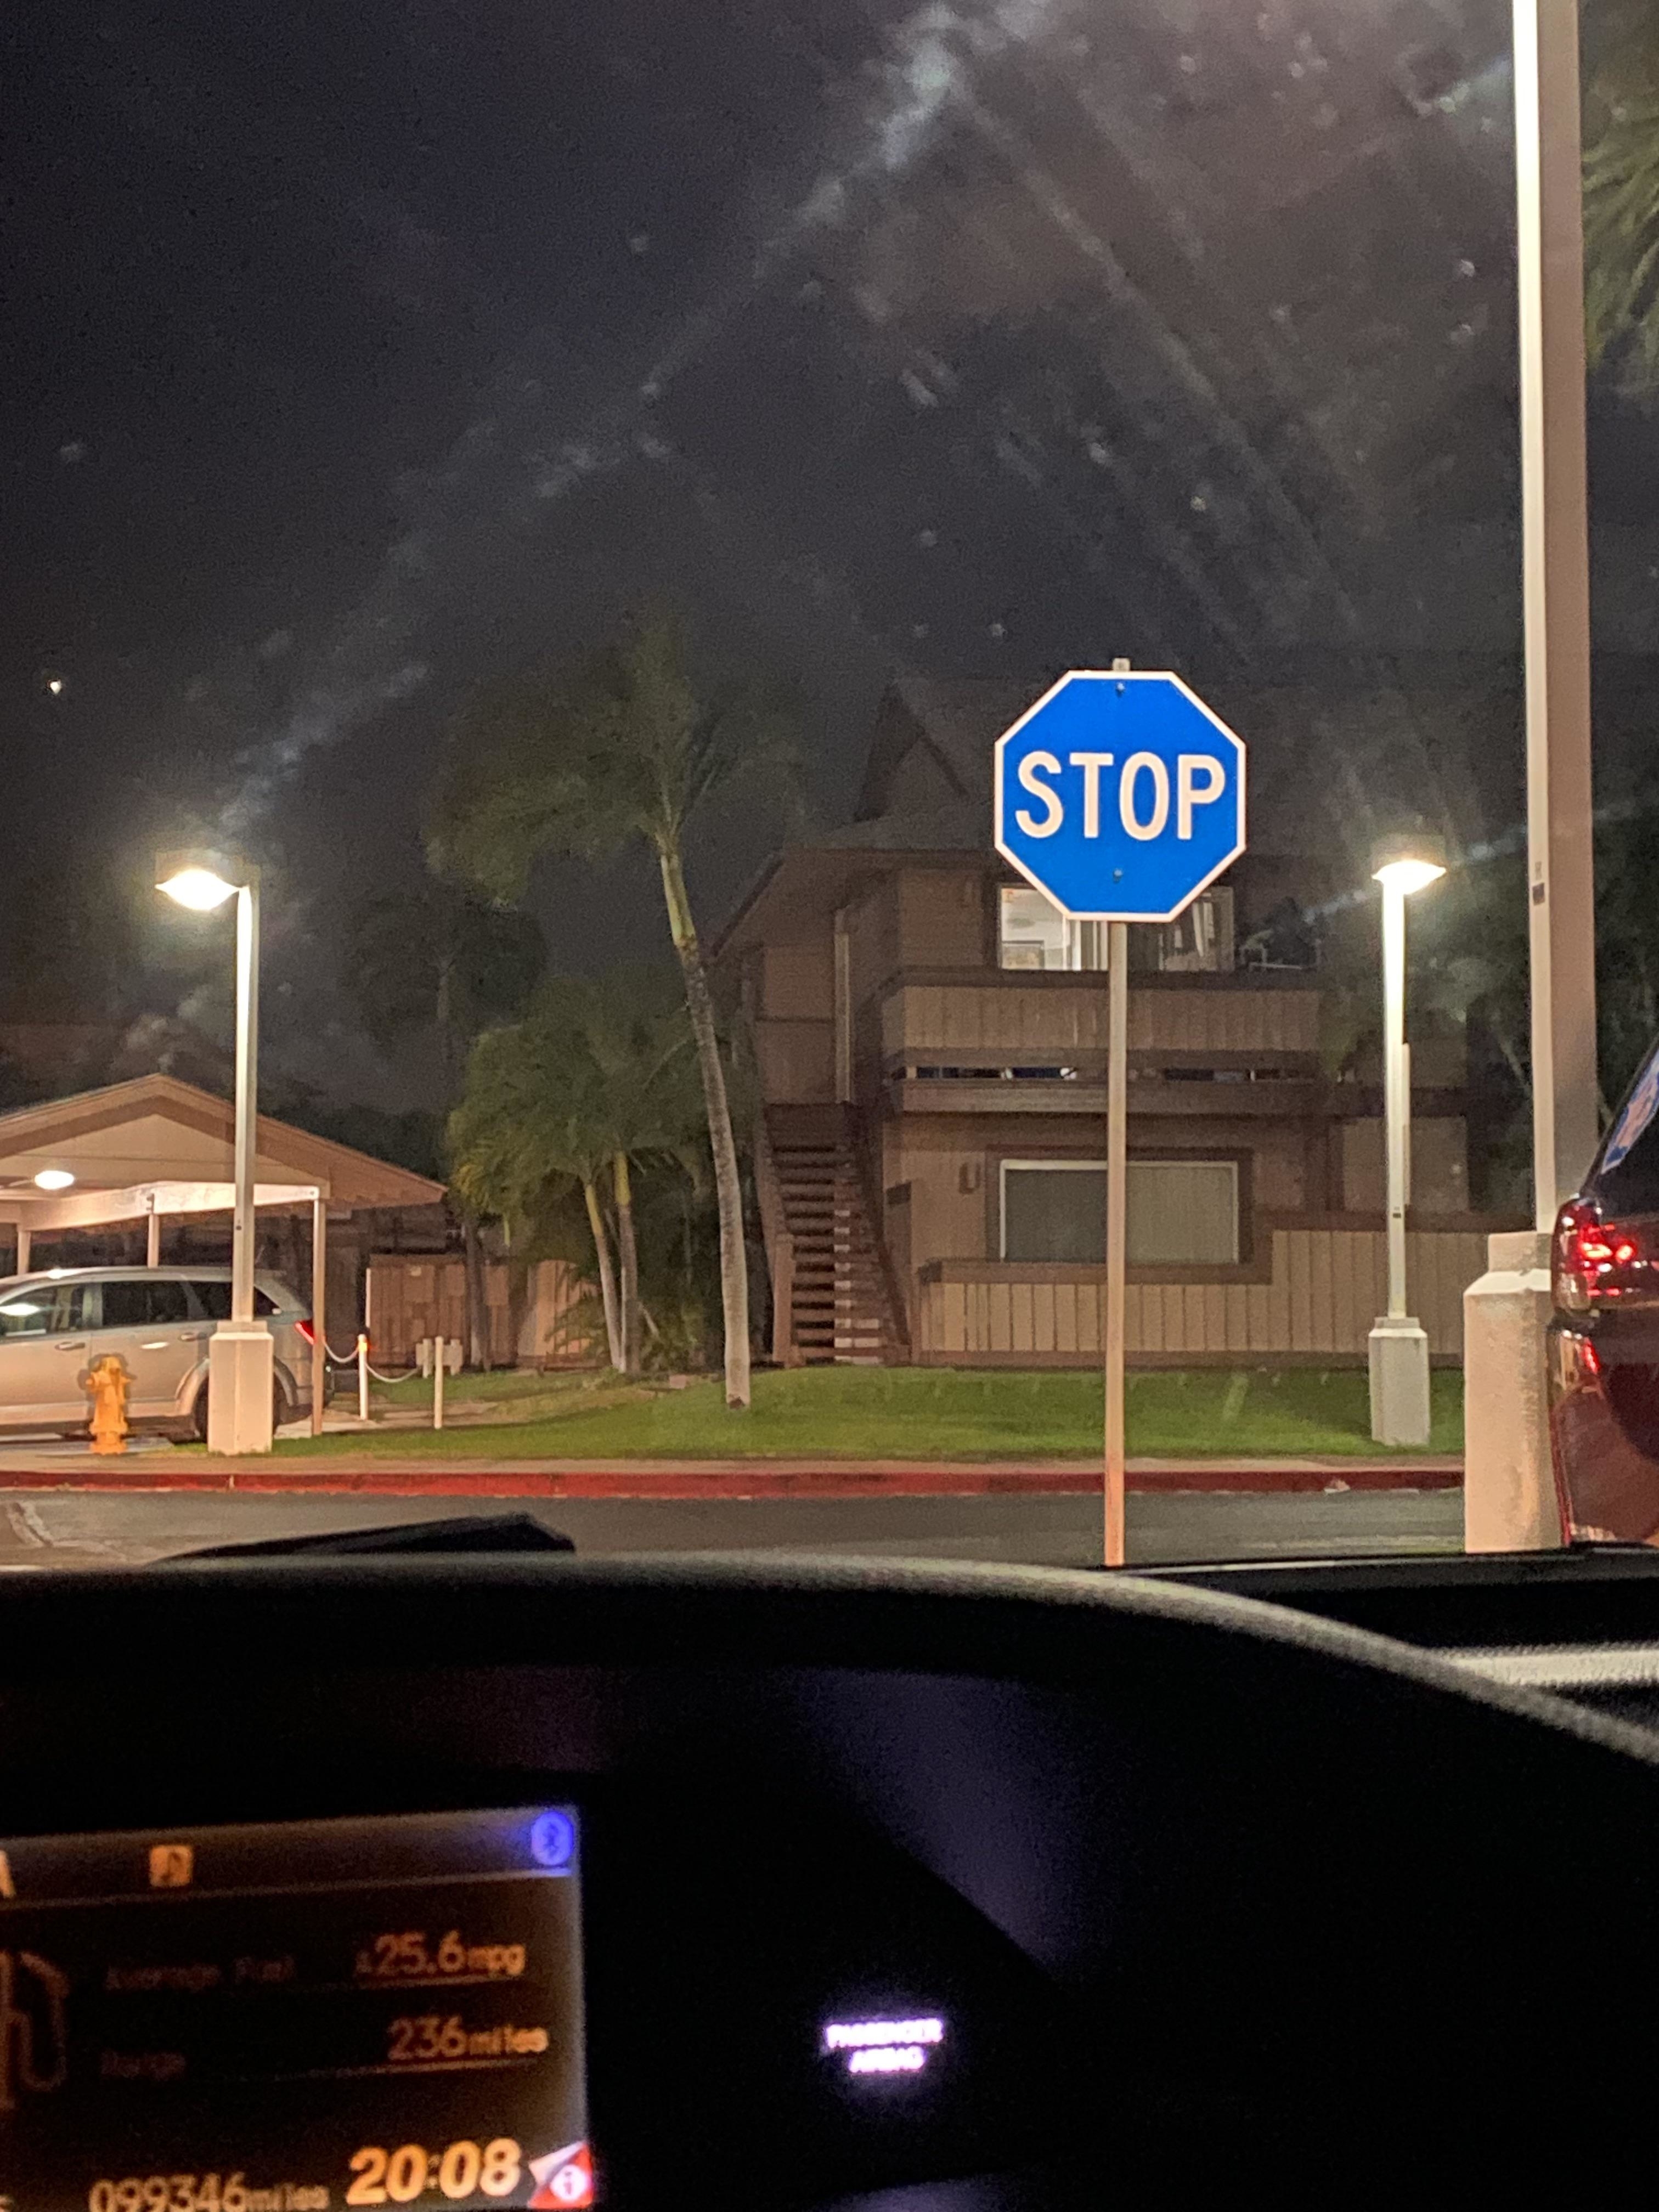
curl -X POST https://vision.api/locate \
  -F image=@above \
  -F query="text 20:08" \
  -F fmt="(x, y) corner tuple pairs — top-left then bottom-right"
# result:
(347, 2141), (521, 2204)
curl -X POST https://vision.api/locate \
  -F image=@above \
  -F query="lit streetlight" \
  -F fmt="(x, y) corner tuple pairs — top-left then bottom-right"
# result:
(1368, 835), (1446, 1448)
(156, 848), (272, 1454)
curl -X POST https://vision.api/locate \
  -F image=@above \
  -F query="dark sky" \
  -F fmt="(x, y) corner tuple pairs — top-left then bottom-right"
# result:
(4, 0), (1656, 1105)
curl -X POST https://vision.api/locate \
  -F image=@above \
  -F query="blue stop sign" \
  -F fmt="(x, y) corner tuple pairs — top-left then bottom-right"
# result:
(994, 671), (1245, 922)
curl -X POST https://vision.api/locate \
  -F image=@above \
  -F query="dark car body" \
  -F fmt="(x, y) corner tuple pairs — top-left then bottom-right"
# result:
(1549, 1039), (1659, 1541)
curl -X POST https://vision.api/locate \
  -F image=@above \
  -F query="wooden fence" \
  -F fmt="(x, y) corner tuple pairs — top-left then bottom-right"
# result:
(913, 1223), (1493, 1366)
(366, 1254), (592, 1367)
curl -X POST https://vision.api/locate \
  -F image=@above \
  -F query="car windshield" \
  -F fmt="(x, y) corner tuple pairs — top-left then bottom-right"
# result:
(2, 0), (1651, 1575)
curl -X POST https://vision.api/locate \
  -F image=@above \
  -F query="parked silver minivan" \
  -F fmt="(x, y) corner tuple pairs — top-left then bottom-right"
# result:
(0, 1266), (313, 1438)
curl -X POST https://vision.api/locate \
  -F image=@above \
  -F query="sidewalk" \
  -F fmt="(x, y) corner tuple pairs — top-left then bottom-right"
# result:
(0, 1452), (1463, 1498)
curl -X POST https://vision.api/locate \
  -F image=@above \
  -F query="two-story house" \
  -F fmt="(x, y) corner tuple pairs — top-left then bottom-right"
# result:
(716, 678), (1496, 1370)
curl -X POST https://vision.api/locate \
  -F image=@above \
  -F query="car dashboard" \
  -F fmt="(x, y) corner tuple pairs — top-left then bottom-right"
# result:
(6, 1552), (1659, 2204)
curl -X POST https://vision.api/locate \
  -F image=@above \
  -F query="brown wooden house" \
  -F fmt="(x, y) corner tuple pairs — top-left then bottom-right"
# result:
(716, 678), (1503, 1370)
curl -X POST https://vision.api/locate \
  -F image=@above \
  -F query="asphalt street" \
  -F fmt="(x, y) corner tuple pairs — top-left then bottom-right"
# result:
(0, 1485), (1464, 1570)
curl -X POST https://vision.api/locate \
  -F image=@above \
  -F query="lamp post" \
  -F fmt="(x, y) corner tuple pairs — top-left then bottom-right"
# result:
(156, 849), (272, 1454)
(1367, 836), (1445, 1448)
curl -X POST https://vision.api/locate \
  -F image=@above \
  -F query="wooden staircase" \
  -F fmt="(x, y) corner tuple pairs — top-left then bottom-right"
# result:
(769, 1112), (902, 1364)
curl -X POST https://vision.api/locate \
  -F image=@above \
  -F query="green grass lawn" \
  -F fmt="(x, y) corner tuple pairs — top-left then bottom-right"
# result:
(263, 1363), (1465, 1462)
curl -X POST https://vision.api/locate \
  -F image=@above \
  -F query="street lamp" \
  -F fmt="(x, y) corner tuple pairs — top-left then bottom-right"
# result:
(156, 848), (271, 1453)
(1368, 835), (1446, 1447)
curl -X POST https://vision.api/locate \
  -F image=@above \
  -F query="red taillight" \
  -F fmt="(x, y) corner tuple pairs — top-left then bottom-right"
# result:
(296, 1317), (315, 1345)
(1554, 1201), (1646, 1311)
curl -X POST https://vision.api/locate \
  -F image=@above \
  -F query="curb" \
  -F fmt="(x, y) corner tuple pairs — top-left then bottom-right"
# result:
(0, 1460), (1463, 1500)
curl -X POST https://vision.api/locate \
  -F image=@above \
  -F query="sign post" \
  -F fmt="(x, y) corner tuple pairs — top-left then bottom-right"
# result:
(995, 665), (1245, 1567)
(1104, 912), (1130, 1566)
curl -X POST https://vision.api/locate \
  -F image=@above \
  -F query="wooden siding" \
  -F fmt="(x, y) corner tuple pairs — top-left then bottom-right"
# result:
(845, 879), (898, 1021)
(754, 1018), (836, 1103)
(882, 981), (1321, 1060)
(913, 1226), (1488, 1364)
(761, 941), (833, 1019)
(896, 872), (985, 967)
(885, 1076), (1328, 1118)
(367, 1255), (593, 1366)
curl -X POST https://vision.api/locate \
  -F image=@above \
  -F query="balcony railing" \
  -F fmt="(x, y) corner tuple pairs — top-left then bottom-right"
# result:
(879, 973), (1322, 1065)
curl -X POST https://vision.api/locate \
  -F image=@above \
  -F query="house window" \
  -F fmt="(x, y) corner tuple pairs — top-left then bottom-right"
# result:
(1000, 1159), (1240, 1265)
(1000, 884), (1233, 974)
(1125, 887), (1236, 974)
(998, 887), (1105, 971)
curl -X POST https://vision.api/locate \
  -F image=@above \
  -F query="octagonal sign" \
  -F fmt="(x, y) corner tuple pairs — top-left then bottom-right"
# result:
(994, 670), (1246, 922)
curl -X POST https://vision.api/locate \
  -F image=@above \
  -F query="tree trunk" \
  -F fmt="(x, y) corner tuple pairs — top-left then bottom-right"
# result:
(582, 1178), (625, 1372)
(461, 1213), (490, 1368)
(614, 1152), (640, 1376)
(438, 948), (493, 1369)
(658, 840), (751, 1407)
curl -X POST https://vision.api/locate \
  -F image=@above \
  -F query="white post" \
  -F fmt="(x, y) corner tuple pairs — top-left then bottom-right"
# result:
(311, 1191), (327, 1438)
(207, 872), (274, 1454)
(1383, 883), (1409, 1319)
(433, 1336), (446, 1431)
(16, 1226), (31, 1276)
(358, 1331), (370, 1423)
(1465, 0), (1596, 1548)
(1103, 918), (1128, 1567)
(233, 880), (259, 1324)
(146, 1197), (160, 1268)
(1516, 0), (1599, 1224)
(1368, 880), (1431, 1446)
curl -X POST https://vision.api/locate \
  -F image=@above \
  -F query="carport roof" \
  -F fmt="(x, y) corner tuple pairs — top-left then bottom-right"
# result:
(0, 1075), (444, 1219)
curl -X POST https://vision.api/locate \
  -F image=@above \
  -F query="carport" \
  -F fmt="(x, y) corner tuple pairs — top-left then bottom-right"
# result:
(0, 1075), (445, 1433)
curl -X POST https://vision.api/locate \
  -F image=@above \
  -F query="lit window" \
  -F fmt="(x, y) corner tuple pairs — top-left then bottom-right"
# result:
(998, 887), (1105, 971)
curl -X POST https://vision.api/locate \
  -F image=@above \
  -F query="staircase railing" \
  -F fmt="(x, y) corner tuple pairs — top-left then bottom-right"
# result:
(739, 996), (802, 1367)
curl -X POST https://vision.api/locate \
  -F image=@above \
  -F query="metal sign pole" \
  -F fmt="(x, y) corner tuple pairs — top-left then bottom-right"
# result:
(1104, 916), (1129, 1568)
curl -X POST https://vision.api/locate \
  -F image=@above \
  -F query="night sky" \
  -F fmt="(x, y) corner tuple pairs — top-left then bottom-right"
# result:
(4, 0), (1656, 1106)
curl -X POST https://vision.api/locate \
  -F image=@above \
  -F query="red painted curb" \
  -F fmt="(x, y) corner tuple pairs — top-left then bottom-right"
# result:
(0, 1463), (1463, 1499)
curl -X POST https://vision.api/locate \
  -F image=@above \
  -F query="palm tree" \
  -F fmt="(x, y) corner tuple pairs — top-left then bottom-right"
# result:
(344, 884), (544, 1364)
(448, 974), (699, 1375)
(430, 613), (795, 1408)
(1586, 6), (1659, 394)
(577, 979), (702, 1374)
(449, 1012), (628, 1372)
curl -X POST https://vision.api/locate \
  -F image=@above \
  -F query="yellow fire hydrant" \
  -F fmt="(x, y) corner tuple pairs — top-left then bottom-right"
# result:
(84, 1353), (132, 1455)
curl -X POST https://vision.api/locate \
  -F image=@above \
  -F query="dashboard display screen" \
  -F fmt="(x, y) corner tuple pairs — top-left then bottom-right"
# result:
(0, 1808), (590, 2212)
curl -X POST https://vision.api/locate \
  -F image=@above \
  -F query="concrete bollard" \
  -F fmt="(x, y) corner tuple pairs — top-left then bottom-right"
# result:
(1368, 1314), (1432, 1447)
(206, 1325), (275, 1455)
(1463, 1229), (1564, 1552)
